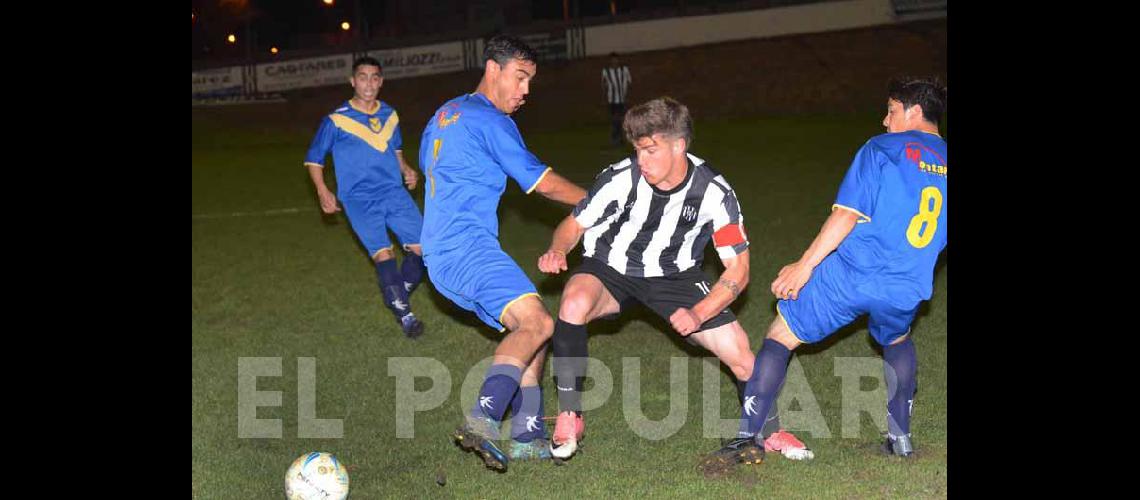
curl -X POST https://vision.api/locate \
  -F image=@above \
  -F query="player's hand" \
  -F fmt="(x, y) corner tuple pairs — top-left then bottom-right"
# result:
(771, 261), (812, 300)
(538, 249), (568, 274)
(317, 189), (341, 214)
(402, 169), (418, 190)
(669, 307), (702, 336)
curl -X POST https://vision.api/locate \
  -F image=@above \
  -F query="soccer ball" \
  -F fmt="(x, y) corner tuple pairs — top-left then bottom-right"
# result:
(284, 451), (350, 500)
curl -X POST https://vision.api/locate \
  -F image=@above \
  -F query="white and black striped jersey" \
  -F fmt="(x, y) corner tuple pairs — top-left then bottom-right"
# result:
(602, 65), (632, 104)
(572, 153), (749, 277)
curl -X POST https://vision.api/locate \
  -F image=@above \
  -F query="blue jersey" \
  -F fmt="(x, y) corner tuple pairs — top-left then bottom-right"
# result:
(418, 93), (551, 256)
(832, 130), (947, 308)
(304, 100), (404, 200)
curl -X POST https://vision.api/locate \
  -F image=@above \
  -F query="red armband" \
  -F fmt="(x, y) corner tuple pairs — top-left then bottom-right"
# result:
(713, 223), (747, 247)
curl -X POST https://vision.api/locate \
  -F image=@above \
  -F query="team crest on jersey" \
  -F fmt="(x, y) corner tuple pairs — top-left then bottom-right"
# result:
(437, 103), (461, 128)
(681, 205), (697, 222)
(438, 111), (460, 128)
(369, 116), (382, 133)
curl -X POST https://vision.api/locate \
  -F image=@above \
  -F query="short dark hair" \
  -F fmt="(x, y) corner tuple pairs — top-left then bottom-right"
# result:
(623, 97), (693, 147)
(887, 76), (946, 125)
(353, 56), (383, 74)
(483, 35), (537, 67)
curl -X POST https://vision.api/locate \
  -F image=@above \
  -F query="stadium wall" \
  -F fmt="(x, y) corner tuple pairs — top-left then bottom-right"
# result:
(582, 0), (898, 56)
(192, 18), (944, 143)
(192, 0), (943, 99)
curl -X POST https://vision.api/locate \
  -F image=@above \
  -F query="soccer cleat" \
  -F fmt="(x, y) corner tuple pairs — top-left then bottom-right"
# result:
(880, 433), (915, 458)
(453, 416), (508, 471)
(698, 436), (765, 476)
(763, 429), (815, 460)
(509, 438), (553, 461)
(400, 314), (424, 339)
(549, 411), (585, 460)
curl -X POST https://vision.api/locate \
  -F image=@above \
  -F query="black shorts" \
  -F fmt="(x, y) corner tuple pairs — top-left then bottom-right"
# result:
(570, 257), (737, 333)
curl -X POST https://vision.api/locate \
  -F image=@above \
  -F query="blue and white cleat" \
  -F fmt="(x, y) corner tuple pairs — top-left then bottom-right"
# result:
(509, 438), (553, 461)
(453, 416), (508, 471)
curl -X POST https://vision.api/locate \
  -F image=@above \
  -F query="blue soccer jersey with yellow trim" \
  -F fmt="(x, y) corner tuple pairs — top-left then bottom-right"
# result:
(418, 93), (551, 255)
(832, 130), (947, 308)
(304, 100), (404, 200)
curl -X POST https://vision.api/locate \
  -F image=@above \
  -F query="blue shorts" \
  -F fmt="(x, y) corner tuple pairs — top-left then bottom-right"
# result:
(777, 254), (919, 346)
(340, 190), (423, 258)
(424, 241), (539, 332)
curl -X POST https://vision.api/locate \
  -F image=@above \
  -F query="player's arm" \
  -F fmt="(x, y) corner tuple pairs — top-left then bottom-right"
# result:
(693, 249), (750, 324)
(305, 117), (340, 214)
(538, 215), (587, 274)
(670, 186), (751, 335)
(306, 164), (340, 214)
(775, 141), (880, 300)
(396, 150), (418, 190)
(771, 208), (859, 300)
(533, 170), (587, 206)
(486, 117), (586, 206)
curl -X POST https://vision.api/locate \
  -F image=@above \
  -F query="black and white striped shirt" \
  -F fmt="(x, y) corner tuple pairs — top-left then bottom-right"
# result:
(602, 65), (632, 104)
(572, 153), (749, 277)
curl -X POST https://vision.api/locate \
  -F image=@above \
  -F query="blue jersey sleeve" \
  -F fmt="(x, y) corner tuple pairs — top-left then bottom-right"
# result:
(833, 141), (883, 222)
(482, 115), (550, 193)
(304, 116), (336, 166)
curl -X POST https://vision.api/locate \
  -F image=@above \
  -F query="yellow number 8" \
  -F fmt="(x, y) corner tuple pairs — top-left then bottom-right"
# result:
(906, 186), (943, 249)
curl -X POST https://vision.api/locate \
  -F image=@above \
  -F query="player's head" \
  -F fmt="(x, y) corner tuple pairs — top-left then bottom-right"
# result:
(883, 76), (946, 133)
(350, 57), (383, 103)
(623, 97), (693, 187)
(480, 35), (538, 114)
(609, 52), (620, 66)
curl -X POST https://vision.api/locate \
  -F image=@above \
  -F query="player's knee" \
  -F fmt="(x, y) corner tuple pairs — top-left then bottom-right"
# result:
(511, 307), (554, 342)
(719, 345), (754, 381)
(404, 244), (423, 256)
(558, 290), (597, 324)
(732, 348), (756, 380)
(766, 317), (801, 351)
(533, 313), (555, 340)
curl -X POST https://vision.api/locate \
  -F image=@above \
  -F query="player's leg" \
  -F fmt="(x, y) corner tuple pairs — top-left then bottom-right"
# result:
(700, 317), (801, 471)
(644, 270), (790, 445)
(553, 272), (621, 414)
(550, 260), (627, 459)
(609, 104), (625, 145)
(453, 244), (553, 471)
(455, 296), (551, 472)
(341, 198), (416, 335)
(508, 343), (551, 460)
(686, 321), (812, 461)
(706, 256), (859, 469)
(373, 247), (423, 338)
(401, 244), (425, 294)
(870, 301), (921, 457)
(468, 296), (554, 464)
(734, 305), (806, 437)
(385, 191), (426, 296)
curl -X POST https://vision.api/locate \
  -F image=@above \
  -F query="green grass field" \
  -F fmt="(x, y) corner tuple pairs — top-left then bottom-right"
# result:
(192, 111), (947, 498)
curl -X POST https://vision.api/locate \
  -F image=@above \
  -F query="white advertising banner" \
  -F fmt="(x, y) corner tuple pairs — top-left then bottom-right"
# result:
(367, 41), (466, 80)
(192, 66), (242, 96)
(254, 54), (353, 93)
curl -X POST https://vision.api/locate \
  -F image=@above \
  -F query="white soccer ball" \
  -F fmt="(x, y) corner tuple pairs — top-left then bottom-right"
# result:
(284, 451), (350, 500)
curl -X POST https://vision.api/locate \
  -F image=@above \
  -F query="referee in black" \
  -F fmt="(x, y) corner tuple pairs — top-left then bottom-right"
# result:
(602, 52), (632, 146)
